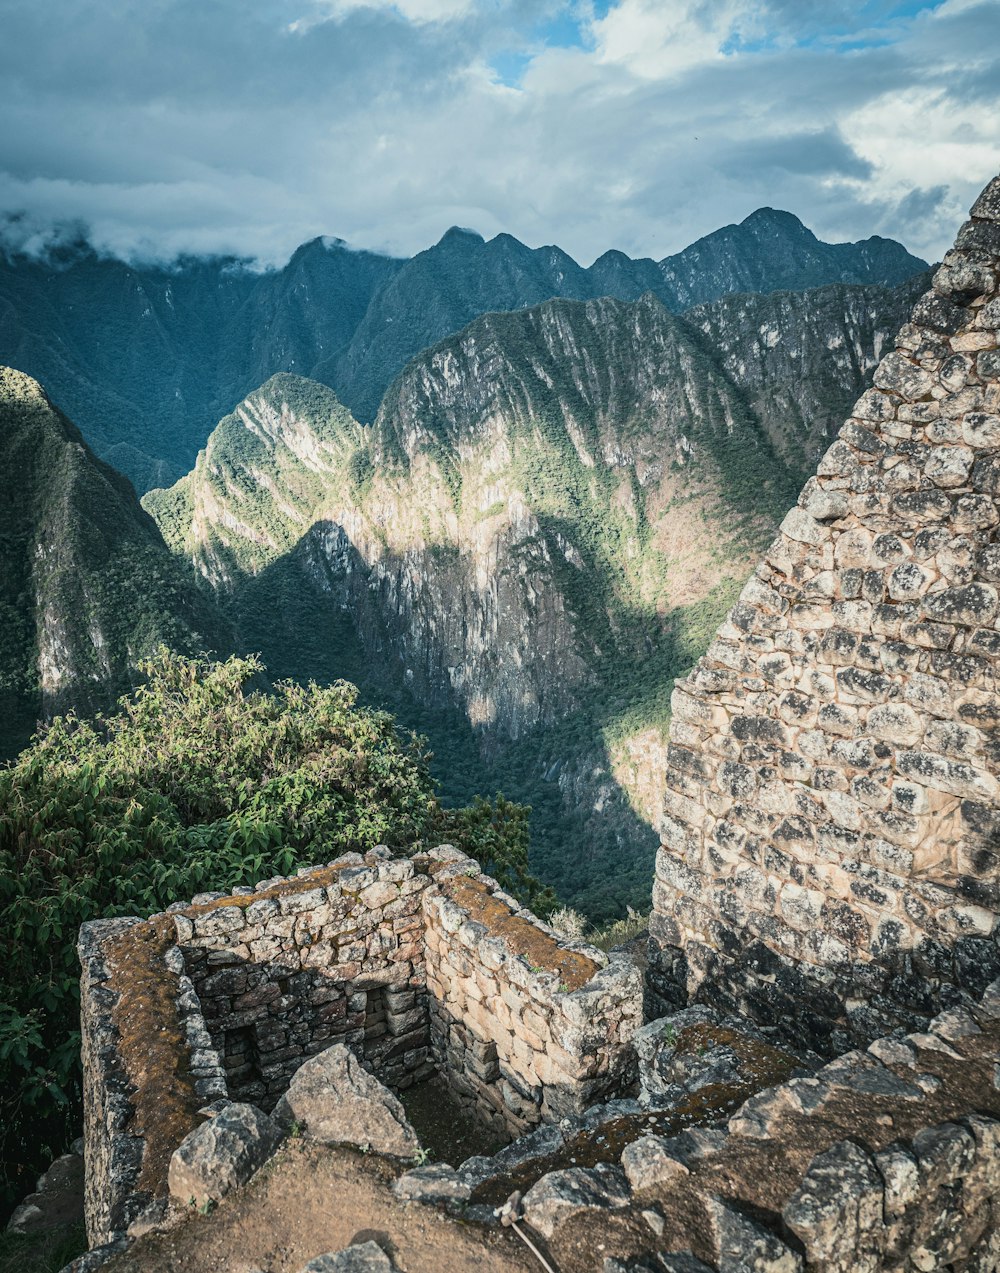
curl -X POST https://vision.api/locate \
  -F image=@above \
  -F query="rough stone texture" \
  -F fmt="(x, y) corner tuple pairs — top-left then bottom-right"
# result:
(650, 170), (1000, 1055)
(393, 1163), (472, 1204)
(498, 978), (1000, 1271)
(423, 854), (643, 1137)
(78, 916), (222, 1247)
(167, 1102), (284, 1208)
(521, 1163), (632, 1238)
(173, 848), (435, 1108)
(79, 918), (145, 1246)
(298, 1241), (397, 1272)
(6, 1146), (84, 1235)
(272, 1043), (419, 1157)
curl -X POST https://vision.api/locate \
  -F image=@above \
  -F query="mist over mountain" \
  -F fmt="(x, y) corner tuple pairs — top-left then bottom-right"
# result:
(0, 212), (927, 492)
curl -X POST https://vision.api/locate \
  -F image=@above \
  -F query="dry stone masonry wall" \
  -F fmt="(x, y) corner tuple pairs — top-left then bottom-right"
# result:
(651, 175), (1000, 1054)
(78, 845), (643, 1247)
(172, 849), (434, 1106)
(424, 866), (643, 1136)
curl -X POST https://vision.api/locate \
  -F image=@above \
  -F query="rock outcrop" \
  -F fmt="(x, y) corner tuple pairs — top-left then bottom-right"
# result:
(272, 1045), (420, 1158)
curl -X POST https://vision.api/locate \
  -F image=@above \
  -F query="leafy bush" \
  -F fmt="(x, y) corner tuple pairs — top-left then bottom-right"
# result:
(0, 649), (539, 1213)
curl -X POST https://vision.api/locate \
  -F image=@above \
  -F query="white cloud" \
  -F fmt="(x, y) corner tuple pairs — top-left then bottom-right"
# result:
(0, 0), (997, 267)
(589, 0), (759, 79)
(292, 0), (475, 27)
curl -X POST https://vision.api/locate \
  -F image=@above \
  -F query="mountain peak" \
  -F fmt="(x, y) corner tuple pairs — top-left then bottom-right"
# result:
(439, 226), (485, 245)
(740, 207), (813, 236)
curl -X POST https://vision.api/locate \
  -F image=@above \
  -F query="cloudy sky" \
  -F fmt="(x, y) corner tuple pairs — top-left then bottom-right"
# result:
(1, 0), (998, 268)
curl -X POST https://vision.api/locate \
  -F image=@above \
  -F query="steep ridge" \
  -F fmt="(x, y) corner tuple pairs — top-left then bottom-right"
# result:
(145, 297), (796, 914)
(0, 215), (926, 489)
(0, 366), (228, 760)
(687, 272), (932, 482)
(329, 216), (929, 424)
(0, 239), (402, 489)
(658, 207), (929, 310)
(328, 227), (674, 421)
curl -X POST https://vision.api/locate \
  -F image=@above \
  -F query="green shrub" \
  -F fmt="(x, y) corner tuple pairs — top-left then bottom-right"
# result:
(0, 649), (538, 1212)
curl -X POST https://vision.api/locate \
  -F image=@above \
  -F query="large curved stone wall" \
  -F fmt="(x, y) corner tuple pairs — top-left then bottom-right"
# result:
(650, 173), (1000, 1054)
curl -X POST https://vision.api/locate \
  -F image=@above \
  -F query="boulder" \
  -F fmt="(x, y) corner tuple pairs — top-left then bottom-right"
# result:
(274, 1044), (419, 1159)
(300, 1241), (397, 1272)
(6, 1148), (85, 1235)
(167, 1102), (284, 1208)
(621, 1135), (690, 1193)
(521, 1164), (631, 1239)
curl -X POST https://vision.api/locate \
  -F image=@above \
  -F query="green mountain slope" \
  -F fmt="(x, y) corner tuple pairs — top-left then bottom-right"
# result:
(146, 295), (797, 915)
(0, 366), (229, 759)
(0, 214), (927, 490)
(0, 239), (402, 489)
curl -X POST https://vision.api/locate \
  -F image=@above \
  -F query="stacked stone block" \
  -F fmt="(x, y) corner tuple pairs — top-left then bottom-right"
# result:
(422, 855), (643, 1137)
(651, 173), (1000, 1053)
(521, 980), (1000, 1272)
(172, 849), (434, 1106)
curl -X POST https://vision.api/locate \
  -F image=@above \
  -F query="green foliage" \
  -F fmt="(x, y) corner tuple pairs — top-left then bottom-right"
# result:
(0, 1225), (87, 1273)
(0, 649), (537, 1212)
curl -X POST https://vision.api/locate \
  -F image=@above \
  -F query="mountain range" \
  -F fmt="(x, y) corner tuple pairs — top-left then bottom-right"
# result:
(0, 210), (927, 491)
(0, 208), (932, 914)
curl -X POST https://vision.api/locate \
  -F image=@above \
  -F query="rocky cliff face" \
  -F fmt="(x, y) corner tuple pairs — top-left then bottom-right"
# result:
(0, 366), (228, 759)
(150, 297), (787, 741)
(146, 295), (794, 912)
(0, 214), (926, 491)
(686, 273), (932, 481)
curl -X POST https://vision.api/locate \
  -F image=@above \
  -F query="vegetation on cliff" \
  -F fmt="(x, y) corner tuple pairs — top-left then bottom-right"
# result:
(0, 649), (540, 1211)
(144, 295), (800, 918)
(0, 366), (229, 763)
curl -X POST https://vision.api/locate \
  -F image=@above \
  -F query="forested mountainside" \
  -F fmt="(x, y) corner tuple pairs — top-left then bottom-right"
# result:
(144, 294), (799, 914)
(0, 238), (403, 490)
(687, 271), (932, 482)
(0, 213), (927, 491)
(0, 366), (228, 760)
(657, 207), (929, 309)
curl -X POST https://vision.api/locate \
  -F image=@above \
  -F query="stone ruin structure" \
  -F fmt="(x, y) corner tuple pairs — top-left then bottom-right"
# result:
(78, 845), (641, 1245)
(70, 175), (1000, 1273)
(651, 175), (1000, 1057)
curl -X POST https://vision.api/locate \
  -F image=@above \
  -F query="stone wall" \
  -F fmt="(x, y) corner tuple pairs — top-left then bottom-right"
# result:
(650, 173), (1000, 1054)
(78, 845), (643, 1247)
(171, 848), (434, 1107)
(423, 855), (643, 1136)
(78, 915), (222, 1246)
